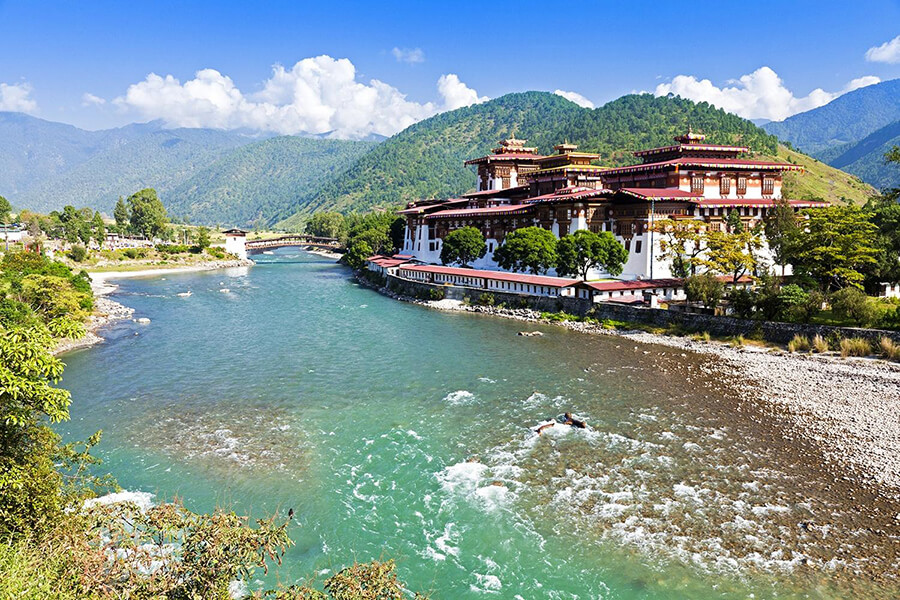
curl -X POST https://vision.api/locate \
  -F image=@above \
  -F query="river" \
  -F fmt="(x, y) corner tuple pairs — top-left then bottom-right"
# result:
(58, 249), (899, 599)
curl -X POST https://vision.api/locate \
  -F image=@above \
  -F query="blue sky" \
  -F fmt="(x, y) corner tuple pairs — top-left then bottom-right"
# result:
(1, 0), (899, 137)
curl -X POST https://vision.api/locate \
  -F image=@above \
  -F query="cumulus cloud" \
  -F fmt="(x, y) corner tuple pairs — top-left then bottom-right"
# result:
(0, 82), (37, 113)
(81, 92), (106, 106)
(865, 34), (900, 64)
(392, 47), (425, 64)
(654, 66), (880, 121)
(114, 56), (487, 139)
(554, 89), (594, 109)
(437, 73), (488, 111)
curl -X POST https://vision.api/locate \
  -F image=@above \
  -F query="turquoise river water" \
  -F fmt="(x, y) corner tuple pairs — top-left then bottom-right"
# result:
(58, 250), (899, 598)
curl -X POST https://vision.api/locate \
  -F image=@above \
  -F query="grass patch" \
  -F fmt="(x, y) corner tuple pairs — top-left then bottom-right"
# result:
(879, 337), (900, 361)
(788, 334), (810, 353)
(812, 334), (830, 353)
(840, 337), (872, 358)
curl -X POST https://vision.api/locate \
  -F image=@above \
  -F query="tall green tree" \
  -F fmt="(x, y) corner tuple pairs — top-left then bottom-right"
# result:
(556, 230), (628, 279)
(789, 205), (879, 290)
(652, 219), (706, 278)
(0, 195), (12, 251)
(700, 229), (761, 284)
(113, 196), (129, 233)
(196, 226), (211, 250)
(127, 188), (168, 239)
(91, 212), (106, 247)
(440, 226), (486, 267)
(494, 226), (558, 275)
(305, 212), (347, 239)
(764, 198), (799, 276)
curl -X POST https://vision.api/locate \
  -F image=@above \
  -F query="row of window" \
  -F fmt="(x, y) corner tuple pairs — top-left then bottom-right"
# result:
(691, 175), (775, 195)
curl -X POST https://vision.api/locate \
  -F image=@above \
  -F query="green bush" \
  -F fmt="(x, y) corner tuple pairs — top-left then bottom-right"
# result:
(155, 243), (190, 254)
(830, 287), (877, 327)
(122, 247), (148, 260)
(685, 273), (723, 309)
(476, 292), (495, 306)
(67, 245), (87, 263)
(206, 246), (226, 259)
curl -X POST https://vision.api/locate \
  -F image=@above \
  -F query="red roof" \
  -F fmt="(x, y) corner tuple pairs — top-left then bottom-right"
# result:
(397, 198), (468, 215)
(425, 204), (533, 219)
(600, 157), (804, 176)
(461, 185), (530, 198)
(633, 144), (749, 157)
(366, 255), (414, 268)
(464, 153), (545, 165)
(524, 186), (612, 204)
(580, 275), (752, 293)
(694, 198), (829, 208)
(398, 264), (578, 288)
(617, 188), (702, 201)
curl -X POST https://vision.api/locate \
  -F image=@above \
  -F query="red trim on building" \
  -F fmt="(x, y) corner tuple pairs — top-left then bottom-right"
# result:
(399, 264), (577, 288)
(601, 157), (804, 176)
(425, 204), (533, 219)
(617, 188), (702, 201)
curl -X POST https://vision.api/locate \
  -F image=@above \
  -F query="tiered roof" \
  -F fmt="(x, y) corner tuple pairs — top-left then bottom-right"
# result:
(464, 138), (544, 165)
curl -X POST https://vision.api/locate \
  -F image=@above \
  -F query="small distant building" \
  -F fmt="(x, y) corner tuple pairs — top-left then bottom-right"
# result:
(223, 228), (248, 259)
(365, 254), (417, 276)
(0, 224), (26, 244)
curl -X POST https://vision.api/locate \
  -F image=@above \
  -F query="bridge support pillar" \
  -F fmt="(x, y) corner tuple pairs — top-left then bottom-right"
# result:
(223, 229), (248, 260)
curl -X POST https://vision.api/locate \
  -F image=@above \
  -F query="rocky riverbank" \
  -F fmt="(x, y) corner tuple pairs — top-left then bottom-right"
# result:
(54, 259), (254, 356)
(362, 276), (900, 497)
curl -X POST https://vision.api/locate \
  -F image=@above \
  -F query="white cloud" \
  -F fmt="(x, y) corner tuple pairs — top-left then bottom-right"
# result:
(654, 66), (881, 121)
(114, 56), (487, 139)
(81, 92), (106, 106)
(391, 47), (425, 64)
(865, 35), (900, 64)
(553, 89), (594, 109)
(0, 82), (37, 113)
(437, 73), (488, 111)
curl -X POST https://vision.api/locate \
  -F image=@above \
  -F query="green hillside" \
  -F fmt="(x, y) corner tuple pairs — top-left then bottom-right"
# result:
(774, 145), (876, 204)
(816, 120), (900, 191)
(165, 136), (376, 227)
(14, 128), (255, 215)
(763, 79), (900, 155)
(277, 92), (778, 229)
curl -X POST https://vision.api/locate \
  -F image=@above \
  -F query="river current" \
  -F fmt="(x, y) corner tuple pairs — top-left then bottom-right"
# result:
(58, 250), (899, 598)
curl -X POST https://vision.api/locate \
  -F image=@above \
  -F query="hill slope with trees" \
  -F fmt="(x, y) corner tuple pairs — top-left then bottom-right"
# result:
(165, 136), (376, 227)
(277, 91), (870, 229)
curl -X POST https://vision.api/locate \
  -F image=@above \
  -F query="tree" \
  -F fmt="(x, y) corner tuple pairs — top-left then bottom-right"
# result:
(344, 240), (373, 270)
(440, 226), (486, 267)
(0, 195), (11, 251)
(305, 212), (346, 239)
(556, 229), (628, 279)
(652, 219), (706, 278)
(493, 226), (557, 274)
(726, 209), (744, 233)
(127, 188), (168, 239)
(788, 205), (879, 290)
(91, 212), (106, 247)
(684, 272), (724, 309)
(113, 196), (129, 233)
(700, 229), (761, 284)
(764, 197), (799, 276)
(196, 226), (211, 250)
(830, 286), (877, 327)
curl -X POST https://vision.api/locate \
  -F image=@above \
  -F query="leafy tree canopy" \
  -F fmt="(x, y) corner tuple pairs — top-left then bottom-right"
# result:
(494, 226), (558, 275)
(556, 229), (628, 279)
(440, 226), (486, 268)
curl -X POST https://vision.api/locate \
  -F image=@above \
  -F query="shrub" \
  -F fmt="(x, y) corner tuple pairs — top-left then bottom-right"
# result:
(122, 247), (148, 260)
(428, 288), (445, 301)
(840, 337), (872, 357)
(729, 334), (746, 347)
(788, 334), (810, 353)
(691, 331), (712, 342)
(155, 243), (190, 254)
(830, 287), (877, 327)
(812, 334), (830, 353)
(476, 292), (495, 306)
(879, 337), (900, 360)
(206, 246), (226, 259)
(685, 273), (724, 309)
(727, 288), (756, 319)
(67, 245), (87, 262)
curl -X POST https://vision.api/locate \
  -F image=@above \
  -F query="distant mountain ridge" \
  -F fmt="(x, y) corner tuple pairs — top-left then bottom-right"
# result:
(762, 79), (900, 190)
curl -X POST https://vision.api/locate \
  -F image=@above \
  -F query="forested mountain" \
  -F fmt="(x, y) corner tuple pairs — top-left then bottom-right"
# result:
(763, 79), (900, 155)
(165, 136), (376, 227)
(815, 120), (900, 190)
(15, 127), (257, 214)
(276, 92), (779, 228)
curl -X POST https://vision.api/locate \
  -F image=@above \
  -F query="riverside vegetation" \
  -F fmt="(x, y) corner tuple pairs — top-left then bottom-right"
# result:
(0, 251), (426, 599)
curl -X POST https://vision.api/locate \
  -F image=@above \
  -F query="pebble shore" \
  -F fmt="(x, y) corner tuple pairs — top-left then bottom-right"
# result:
(365, 279), (900, 498)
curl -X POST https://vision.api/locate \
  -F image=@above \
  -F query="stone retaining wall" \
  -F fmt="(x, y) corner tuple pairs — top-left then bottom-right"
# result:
(384, 273), (593, 315)
(590, 302), (900, 345)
